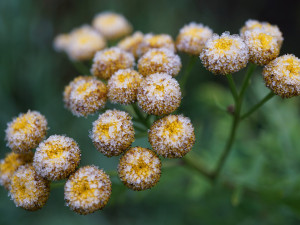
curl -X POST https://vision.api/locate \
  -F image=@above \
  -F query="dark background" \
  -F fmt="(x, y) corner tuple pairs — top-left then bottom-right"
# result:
(1, 0), (300, 224)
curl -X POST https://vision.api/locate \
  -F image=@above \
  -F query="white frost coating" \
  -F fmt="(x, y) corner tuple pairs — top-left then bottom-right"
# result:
(117, 31), (144, 58)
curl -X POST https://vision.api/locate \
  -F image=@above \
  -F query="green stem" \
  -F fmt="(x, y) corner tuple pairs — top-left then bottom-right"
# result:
(71, 61), (90, 75)
(241, 91), (275, 120)
(239, 63), (257, 99)
(131, 103), (149, 129)
(182, 154), (213, 180)
(50, 181), (65, 189)
(179, 56), (197, 95)
(226, 74), (238, 103)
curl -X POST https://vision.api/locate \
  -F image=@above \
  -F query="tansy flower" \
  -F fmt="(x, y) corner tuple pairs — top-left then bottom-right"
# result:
(176, 22), (213, 55)
(53, 33), (70, 52)
(149, 115), (195, 158)
(64, 165), (112, 215)
(9, 164), (50, 211)
(244, 30), (280, 65)
(200, 32), (249, 75)
(91, 47), (135, 80)
(118, 147), (161, 191)
(90, 110), (135, 157)
(137, 73), (181, 116)
(137, 33), (175, 56)
(117, 31), (144, 58)
(0, 152), (33, 189)
(33, 135), (81, 181)
(107, 69), (143, 104)
(138, 48), (182, 77)
(63, 76), (107, 117)
(92, 12), (132, 40)
(5, 111), (48, 153)
(263, 54), (300, 98)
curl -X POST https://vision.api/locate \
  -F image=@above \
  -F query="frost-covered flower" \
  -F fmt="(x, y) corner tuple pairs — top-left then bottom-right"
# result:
(0, 152), (33, 189)
(107, 69), (142, 104)
(263, 54), (300, 98)
(33, 135), (81, 181)
(63, 76), (107, 117)
(138, 48), (181, 77)
(91, 47), (135, 80)
(149, 115), (195, 158)
(9, 164), (50, 211)
(53, 33), (70, 52)
(176, 22), (213, 55)
(137, 73), (181, 116)
(118, 31), (144, 58)
(200, 32), (249, 75)
(92, 12), (132, 40)
(118, 147), (161, 191)
(64, 165), (112, 215)
(5, 111), (48, 153)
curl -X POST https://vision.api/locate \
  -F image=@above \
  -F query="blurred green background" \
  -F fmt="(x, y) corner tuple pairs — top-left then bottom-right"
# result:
(1, 0), (300, 224)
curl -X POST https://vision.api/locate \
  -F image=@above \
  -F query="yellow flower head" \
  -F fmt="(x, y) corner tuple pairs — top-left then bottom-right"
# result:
(118, 147), (161, 191)
(0, 152), (33, 189)
(92, 12), (132, 40)
(64, 165), (112, 215)
(138, 33), (175, 56)
(244, 30), (280, 65)
(200, 32), (249, 75)
(117, 31), (144, 58)
(90, 110), (135, 157)
(33, 135), (81, 181)
(138, 48), (182, 77)
(176, 22), (213, 55)
(240, 19), (283, 47)
(91, 47), (135, 80)
(9, 164), (50, 211)
(107, 69), (143, 104)
(53, 33), (70, 52)
(63, 76), (107, 117)
(263, 54), (300, 98)
(5, 111), (48, 153)
(149, 115), (195, 158)
(137, 73), (181, 116)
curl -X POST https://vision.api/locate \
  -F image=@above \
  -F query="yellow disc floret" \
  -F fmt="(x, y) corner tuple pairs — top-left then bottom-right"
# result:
(5, 111), (48, 153)
(263, 54), (300, 98)
(90, 110), (135, 157)
(200, 32), (249, 75)
(91, 47), (135, 80)
(118, 147), (161, 191)
(63, 76), (107, 117)
(64, 165), (112, 215)
(138, 48), (182, 77)
(107, 69), (143, 104)
(0, 152), (33, 189)
(149, 115), (195, 158)
(137, 73), (181, 116)
(117, 31), (144, 58)
(176, 22), (213, 55)
(92, 12), (132, 40)
(9, 164), (50, 211)
(33, 135), (81, 181)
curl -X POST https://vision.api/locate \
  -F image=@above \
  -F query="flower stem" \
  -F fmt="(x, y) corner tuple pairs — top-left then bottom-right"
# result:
(239, 63), (257, 99)
(131, 103), (150, 129)
(71, 61), (90, 75)
(226, 74), (238, 103)
(179, 56), (197, 96)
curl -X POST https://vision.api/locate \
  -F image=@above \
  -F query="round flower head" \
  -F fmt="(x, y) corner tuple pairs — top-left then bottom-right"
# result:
(33, 135), (81, 181)
(137, 33), (175, 56)
(92, 12), (132, 40)
(0, 152), (33, 189)
(263, 54), (300, 98)
(149, 115), (195, 158)
(5, 111), (48, 153)
(63, 76), (107, 117)
(64, 165), (112, 215)
(117, 31), (144, 58)
(9, 164), (50, 211)
(53, 33), (70, 52)
(200, 32), (249, 75)
(107, 69), (143, 104)
(65, 25), (106, 61)
(137, 73), (181, 116)
(90, 110), (135, 157)
(91, 47), (135, 80)
(176, 22), (213, 55)
(244, 30), (280, 65)
(138, 48), (182, 77)
(118, 147), (161, 191)
(240, 19), (283, 46)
